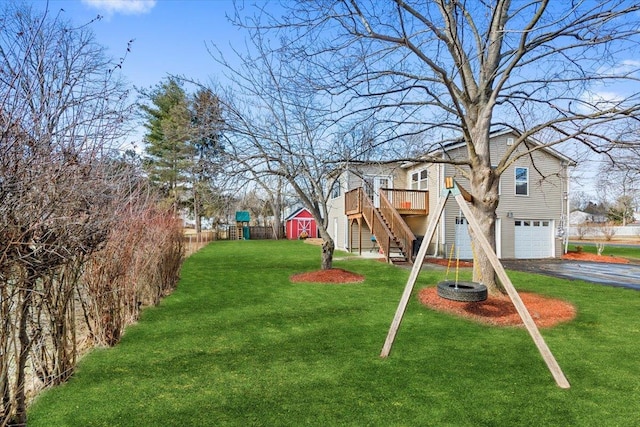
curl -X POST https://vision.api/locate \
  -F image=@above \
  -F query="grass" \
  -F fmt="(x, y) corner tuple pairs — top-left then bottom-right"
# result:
(568, 241), (640, 260)
(29, 240), (640, 426)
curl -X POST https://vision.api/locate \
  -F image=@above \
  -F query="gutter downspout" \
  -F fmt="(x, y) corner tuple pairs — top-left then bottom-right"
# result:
(564, 163), (572, 254)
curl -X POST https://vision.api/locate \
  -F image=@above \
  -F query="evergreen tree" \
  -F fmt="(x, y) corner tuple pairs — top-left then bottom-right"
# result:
(141, 79), (224, 227)
(141, 78), (192, 212)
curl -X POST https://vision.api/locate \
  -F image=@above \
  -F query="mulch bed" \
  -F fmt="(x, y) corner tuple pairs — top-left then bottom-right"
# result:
(417, 287), (576, 328)
(290, 268), (365, 284)
(562, 251), (629, 264)
(424, 258), (474, 268)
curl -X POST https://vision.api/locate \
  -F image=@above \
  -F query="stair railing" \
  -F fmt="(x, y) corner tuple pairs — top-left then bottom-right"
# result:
(357, 188), (395, 262)
(379, 190), (416, 260)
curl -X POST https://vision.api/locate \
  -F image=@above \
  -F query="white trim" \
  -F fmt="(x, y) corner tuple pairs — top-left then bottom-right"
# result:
(410, 168), (428, 190)
(495, 218), (502, 258)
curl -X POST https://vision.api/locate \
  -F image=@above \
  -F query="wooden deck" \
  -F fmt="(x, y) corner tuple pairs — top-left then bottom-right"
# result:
(346, 188), (429, 217)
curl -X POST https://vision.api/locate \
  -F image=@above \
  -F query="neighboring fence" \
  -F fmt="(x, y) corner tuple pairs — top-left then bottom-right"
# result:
(245, 226), (283, 240)
(569, 224), (640, 240)
(187, 226), (285, 245)
(184, 230), (217, 256)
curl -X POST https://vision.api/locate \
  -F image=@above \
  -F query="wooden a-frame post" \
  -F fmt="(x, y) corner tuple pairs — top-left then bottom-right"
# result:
(380, 178), (570, 389)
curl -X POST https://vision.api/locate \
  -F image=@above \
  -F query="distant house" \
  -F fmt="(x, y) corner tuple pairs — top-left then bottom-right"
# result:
(285, 207), (318, 240)
(570, 210), (607, 225)
(326, 129), (575, 262)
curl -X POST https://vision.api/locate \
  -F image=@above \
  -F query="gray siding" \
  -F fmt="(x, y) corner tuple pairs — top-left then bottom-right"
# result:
(327, 133), (570, 259)
(432, 133), (569, 258)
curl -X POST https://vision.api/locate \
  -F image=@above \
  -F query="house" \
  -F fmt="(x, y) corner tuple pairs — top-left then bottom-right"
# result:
(326, 130), (575, 262)
(285, 207), (319, 240)
(569, 210), (607, 225)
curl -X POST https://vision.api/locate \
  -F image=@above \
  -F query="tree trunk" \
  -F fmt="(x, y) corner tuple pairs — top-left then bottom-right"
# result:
(317, 227), (335, 270)
(0, 285), (12, 425)
(269, 198), (284, 240)
(468, 166), (505, 295)
(14, 275), (35, 426)
(194, 187), (201, 234)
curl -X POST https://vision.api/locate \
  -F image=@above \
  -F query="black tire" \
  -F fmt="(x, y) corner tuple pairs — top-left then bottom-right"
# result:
(436, 280), (488, 302)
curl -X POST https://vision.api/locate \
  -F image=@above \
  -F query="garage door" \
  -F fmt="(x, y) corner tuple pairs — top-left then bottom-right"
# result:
(514, 219), (553, 258)
(454, 217), (474, 259)
(455, 217), (502, 259)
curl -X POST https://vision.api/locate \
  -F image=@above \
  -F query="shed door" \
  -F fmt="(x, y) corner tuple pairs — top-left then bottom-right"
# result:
(297, 219), (312, 236)
(514, 219), (553, 258)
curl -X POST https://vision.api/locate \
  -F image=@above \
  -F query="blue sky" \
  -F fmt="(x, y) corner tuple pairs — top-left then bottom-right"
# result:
(31, 1), (634, 199)
(40, 0), (246, 90)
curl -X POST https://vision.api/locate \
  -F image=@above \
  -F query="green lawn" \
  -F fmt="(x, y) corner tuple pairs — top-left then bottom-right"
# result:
(29, 240), (640, 426)
(569, 241), (640, 260)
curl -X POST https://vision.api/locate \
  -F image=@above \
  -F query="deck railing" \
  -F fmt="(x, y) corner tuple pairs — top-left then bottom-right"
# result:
(345, 187), (424, 262)
(345, 187), (362, 216)
(381, 188), (429, 214)
(346, 188), (429, 216)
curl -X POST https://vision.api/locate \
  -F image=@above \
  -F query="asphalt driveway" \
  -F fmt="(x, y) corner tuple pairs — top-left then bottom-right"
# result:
(502, 259), (640, 291)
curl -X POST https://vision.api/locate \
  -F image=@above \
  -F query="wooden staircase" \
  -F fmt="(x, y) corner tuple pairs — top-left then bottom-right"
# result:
(345, 188), (416, 264)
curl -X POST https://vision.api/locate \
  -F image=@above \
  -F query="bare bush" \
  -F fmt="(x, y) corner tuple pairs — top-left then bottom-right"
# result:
(78, 201), (184, 347)
(598, 222), (618, 242)
(575, 223), (589, 240)
(0, 4), (185, 424)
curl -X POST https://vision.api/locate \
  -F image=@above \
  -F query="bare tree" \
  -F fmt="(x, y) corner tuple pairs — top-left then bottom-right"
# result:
(246, 0), (640, 292)
(0, 3), (134, 423)
(208, 36), (371, 270)
(597, 157), (640, 225)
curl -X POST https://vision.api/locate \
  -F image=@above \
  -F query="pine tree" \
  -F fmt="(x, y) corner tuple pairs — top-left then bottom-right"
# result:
(141, 79), (224, 227)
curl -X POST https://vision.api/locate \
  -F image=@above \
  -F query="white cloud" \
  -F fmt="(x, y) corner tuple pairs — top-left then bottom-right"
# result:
(597, 59), (640, 77)
(82, 0), (157, 16)
(577, 90), (623, 113)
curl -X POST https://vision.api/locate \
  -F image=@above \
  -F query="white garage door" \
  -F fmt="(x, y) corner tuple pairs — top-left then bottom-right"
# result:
(455, 217), (502, 259)
(514, 219), (553, 258)
(454, 217), (474, 259)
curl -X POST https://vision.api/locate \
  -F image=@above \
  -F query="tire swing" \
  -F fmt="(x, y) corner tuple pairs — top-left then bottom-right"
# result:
(436, 216), (487, 302)
(381, 178), (570, 389)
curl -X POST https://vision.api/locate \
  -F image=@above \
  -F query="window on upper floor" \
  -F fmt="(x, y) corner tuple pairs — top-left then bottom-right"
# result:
(515, 167), (528, 196)
(330, 179), (341, 199)
(410, 169), (428, 190)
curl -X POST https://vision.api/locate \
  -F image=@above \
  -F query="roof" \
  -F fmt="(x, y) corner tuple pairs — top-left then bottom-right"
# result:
(284, 207), (315, 221)
(426, 128), (577, 166)
(235, 211), (250, 222)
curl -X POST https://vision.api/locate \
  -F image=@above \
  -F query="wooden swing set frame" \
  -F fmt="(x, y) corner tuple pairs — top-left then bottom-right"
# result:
(380, 178), (570, 389)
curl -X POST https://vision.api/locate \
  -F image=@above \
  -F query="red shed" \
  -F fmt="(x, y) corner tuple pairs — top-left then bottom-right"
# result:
(285, 207), (318, 240)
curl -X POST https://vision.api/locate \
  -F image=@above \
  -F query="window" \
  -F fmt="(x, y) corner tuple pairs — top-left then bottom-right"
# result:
(515, 167), (528, 196)
(330, 179), (341, 199)
(411, 169), (428, 190)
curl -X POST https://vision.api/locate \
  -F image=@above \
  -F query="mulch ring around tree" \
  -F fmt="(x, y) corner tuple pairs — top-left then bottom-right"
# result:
(290, 268), (365, 284)
(418, 287), (576, 328)
(424, 258), (474, 268)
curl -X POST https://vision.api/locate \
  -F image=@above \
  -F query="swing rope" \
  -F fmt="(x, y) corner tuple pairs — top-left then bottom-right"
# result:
(445, 243), (455, 280)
